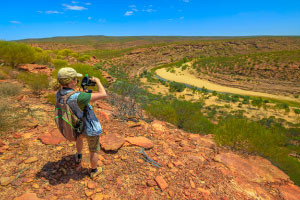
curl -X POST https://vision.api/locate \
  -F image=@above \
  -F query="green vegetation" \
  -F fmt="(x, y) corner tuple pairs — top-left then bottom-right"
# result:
(0, 41), (36, 67)
(0, 83), (22, 97)
(0, 41), (52, 67)
(46, 93), (56, 105)
(52, 59), (68, 68)
(214, 116), (300, 185)
(169, 81), (186, 92)
(17, 72), (49, 95)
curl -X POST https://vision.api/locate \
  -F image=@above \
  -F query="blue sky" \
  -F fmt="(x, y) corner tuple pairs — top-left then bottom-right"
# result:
(0, 0), (300, 40)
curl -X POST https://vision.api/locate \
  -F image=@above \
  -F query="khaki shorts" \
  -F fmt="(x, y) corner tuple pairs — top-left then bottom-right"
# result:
(83, 134), (100, 152)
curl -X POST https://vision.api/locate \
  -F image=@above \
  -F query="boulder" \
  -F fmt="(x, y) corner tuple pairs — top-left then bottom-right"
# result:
(14, 193), (42, 200)
(151, 120), (166, 134)
(155, 176), (168, 191)
(124, 137), (154, 149)
(214, 153), (290, 183)
(100, 134), (125, 151)
(278, 183), (300, 200)
(38, 128), (66, 145)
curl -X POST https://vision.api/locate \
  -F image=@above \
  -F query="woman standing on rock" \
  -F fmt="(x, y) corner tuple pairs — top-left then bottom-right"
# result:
(56, 67), (107, 179)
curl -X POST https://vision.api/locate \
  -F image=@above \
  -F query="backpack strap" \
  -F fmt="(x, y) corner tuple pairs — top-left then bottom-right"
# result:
(60, 90), (78, 104)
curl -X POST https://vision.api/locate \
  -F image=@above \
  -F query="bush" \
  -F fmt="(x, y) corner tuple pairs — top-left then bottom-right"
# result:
(172, 99), (204, 129)
(214, 117), (287, 155)
(57, 49), (73, 57)
(182, 111), (214, 134)
(146, 101), (178, 125)
(17, 72), (49, 95)
(0, 83), (22, 97)
(0, 41), (36, 67)
(0, 97), (27, 133)
(78, 55), (91, 62)
(294, 109), (300, 114)
(52, 59), (68, 68)
(46, 93), (56, 105)
(251, 97), (263, 108)
(169, 81), (186, 92)
(34, 51), (51, 65)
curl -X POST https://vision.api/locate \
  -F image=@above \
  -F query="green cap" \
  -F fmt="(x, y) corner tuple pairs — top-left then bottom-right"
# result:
(57, 67), (83, 85)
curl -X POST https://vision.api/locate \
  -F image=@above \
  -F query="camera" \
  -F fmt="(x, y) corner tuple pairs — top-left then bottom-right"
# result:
(81, 74), (96, 93)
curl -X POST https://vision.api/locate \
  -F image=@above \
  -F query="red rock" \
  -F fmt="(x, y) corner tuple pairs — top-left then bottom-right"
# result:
(173, 160), (184, 166)
(214, 153), (290, 183)
(97, 110), (110, 120)
(124, 137), (154, 149)
(38, 128), (66, 145)
(127, 121), (142, 128)
(95, 102), (113, 111)
(146, 180), (157, 187)
(18, 64), (53, 76)
(14, 193), (42, 200)
(279, 183), (300, 200)
(13, 133), (22, 139)
(87, 181), (96, 189)
(155, 176), (168, 190)
(116, 176), (122, 185)
(100, 134), (125, 151)
(197, 188), (211, 196)
(0, 139), (5, 147)
(151, 120), (166, 134)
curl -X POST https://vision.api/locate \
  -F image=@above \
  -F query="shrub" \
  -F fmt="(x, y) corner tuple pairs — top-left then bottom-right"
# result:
(251, 97), (263, 108)
(146, 101), (178, 124)
(214, 117), (286, 155)
(46, 93), (56, 105)
(169, 82), (186, 92)
(57, 49), (73, 57)
(182, 111), (214, 134)
(52, 59), (68, 68)
(34, 51), (51, 65)
(0, 97), (27, 133)
(294, 109), (300, 114)
(0, 41), (36, 67)
(172, 99), (204, 129)
(78, 55), (91, 62)
(0, 83), (22, 97)
(17, 72), (49, 95)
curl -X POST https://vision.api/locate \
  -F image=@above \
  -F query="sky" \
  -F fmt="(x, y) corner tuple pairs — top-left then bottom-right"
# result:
(0, 0), (300, 40)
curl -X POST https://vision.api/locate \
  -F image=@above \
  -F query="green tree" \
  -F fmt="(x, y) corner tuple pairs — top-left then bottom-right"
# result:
(0, 41), (36, 67)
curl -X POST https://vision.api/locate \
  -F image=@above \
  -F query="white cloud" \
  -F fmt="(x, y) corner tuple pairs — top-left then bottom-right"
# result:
(63, 4), (87, 11)
(132, 8), (138, 12)
(183, 0), (190, 2)
(180, 16), (184, 20)
(98, 19), (106, 22)
(88, 17), (92, 20)
(10, 21), (21, 24)
(85, 2), (91, 5)
(45, 10), (63, 14)
(72, 1), (78, 3)
(143, 9), (154, 13)
(124, 11), (133, 16)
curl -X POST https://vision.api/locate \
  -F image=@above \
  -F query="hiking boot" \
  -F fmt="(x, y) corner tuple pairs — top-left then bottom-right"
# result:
(75, 152), (82, 165)
(90, 167), (103, 179)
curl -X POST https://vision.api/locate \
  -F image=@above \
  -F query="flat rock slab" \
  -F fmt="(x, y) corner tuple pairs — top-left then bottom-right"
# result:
(124, 137), (154, 149)
(14, 193), (42, 200)
(100, 134), (125, 151)
(214, 152), (290, 183)
(278, 183), (300, 200)
(38, 128), (66, 145)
